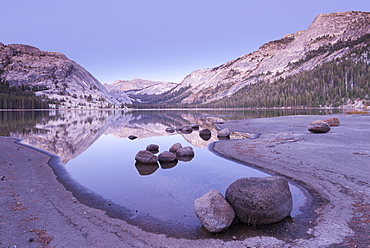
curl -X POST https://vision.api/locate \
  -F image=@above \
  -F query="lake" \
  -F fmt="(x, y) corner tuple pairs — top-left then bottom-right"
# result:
(0, 108), (342, 236)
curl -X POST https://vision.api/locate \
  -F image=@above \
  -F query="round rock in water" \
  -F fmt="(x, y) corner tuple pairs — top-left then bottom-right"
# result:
(146, 144), (159, 152)
(225, 177), (293, 226)
(169, 143), (182, 153)
(176, 146), (194, 157)
(158, 151), (178, 163)
(308, 120), (331, 133)
(194, 190), (235, 233)
(135, 150), (158, 164)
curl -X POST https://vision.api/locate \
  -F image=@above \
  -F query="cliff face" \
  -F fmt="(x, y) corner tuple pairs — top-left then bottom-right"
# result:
(104, 78), (177, 103)
(0, 44), (131, 108)
(164, 11), (370, 105)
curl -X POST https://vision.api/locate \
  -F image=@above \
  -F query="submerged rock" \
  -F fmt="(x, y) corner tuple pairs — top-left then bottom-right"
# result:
(225, 177), (292, 226)
(308, 120), (331, 133)
(135, 150), (158, 164)
(135, 162), (159, 175)
(194, 190), (235, 233)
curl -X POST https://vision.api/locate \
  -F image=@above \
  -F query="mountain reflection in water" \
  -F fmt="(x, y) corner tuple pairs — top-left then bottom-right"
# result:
(0, 109), (342, 236)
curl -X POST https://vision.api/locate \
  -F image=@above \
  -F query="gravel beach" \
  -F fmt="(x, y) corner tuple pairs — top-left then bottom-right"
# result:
(1, 114), (369, 247)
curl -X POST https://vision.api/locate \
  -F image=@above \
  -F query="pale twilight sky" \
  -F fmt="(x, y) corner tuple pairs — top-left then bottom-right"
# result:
(1, 0), (369, 84)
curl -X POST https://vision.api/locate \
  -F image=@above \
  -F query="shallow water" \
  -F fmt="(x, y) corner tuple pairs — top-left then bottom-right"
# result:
(0, 108), (342, 234)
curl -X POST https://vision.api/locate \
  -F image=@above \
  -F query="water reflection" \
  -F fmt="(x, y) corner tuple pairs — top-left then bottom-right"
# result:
(0, 109), (343, 236)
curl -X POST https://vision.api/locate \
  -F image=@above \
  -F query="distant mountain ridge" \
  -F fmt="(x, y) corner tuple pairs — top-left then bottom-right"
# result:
(149, 11), (370, 107)
(0, 43), (131, 108)
(104, 79), (177, 103)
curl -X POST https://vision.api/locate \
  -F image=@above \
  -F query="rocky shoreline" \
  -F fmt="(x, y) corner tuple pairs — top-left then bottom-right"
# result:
(1, 114), (369, 247)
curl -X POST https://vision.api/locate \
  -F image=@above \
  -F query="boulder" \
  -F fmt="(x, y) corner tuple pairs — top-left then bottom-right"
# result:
(324, 117), (340, 126)
(194, 190), (235, 233)
(169, 143), (182, 153)
(146, 144), (159, 152)
(199, 128), (211, 136)
(158, 151), (178, 163)
(225, 177), (293, 226)
(135, 150), (158, 164)
(308, 120), (331, 133)
(217, 128), (230, 137)
(176, 146), (195, 157)
(128, 135), (137, 140)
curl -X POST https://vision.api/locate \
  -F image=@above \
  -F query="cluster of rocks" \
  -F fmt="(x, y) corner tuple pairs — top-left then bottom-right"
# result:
(308, 117), (340, 133)
(194, 176), (293, 233)
(134, 143), (195, 175)
(166, 124), (231, 141)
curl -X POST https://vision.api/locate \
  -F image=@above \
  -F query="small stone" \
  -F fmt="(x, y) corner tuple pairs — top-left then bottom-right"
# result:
(232, 236), (237, 240)
(169, 143), (182, 153)
(135, 150), (158, 164)
(128, 135), (137, 140)
(165, 127), (175, 133)
(146, 144), (159, 152)
(28, 237), (34, 242)
(158, 151), (178, 163)
(176, 146), (195, 157)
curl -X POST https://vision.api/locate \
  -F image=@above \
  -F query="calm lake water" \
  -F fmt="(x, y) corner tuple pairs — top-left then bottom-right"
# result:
(0, 108), (343, 236)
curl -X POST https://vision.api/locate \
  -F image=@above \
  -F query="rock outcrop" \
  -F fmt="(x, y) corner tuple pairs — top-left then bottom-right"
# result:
(0, 43), (131, 108)
(156, 11), (370, 105)
(104, 78), (177, 103)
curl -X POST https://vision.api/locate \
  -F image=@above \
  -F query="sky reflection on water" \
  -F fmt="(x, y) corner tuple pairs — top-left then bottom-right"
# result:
(0, 109), (342, 232)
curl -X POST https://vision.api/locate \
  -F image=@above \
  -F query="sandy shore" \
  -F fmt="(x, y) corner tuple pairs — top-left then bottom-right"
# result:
(1, 114), (369, 247)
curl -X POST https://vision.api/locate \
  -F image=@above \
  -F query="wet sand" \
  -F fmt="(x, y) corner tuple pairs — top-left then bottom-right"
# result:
(1, 114), (369, 247)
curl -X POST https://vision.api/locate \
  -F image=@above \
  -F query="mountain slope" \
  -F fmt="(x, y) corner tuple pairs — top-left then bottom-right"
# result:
(0, 43), (131, 108)
(159, 11), (370, 106)
(104, 78), (177, 103)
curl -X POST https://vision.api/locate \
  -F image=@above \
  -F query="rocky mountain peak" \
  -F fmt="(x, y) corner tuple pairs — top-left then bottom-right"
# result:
(0, 43), (130, 108)
(163, 11), (370, 105)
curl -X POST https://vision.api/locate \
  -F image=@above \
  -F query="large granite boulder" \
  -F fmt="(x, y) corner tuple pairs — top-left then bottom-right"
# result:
(217, 128), (230, 137)
(158, 151), (178, 163)
(308, 120), (331, 133)
(135, 150), (158, 164)
(225, 177), (292, 226)
(194, 190), (235, 233)
(169, 143), (182, 153)
(324, 117), (340, 126)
